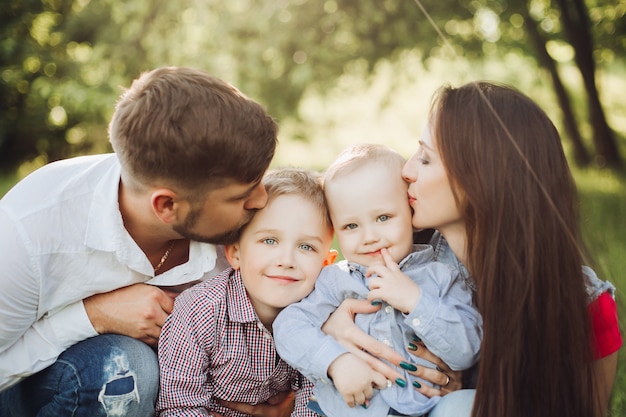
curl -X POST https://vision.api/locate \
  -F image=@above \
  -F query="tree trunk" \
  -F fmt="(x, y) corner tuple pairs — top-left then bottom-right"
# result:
(555, 0), (623, 168)
(520, 5), (591, 166)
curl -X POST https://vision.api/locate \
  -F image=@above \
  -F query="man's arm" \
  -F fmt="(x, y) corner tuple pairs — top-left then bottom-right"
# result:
(0, 210), (97, 390)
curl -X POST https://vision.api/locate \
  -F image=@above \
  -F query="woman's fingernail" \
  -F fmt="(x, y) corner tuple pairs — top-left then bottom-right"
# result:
(413, 381), (422, 389)
(412, 335), (422, 343)
(361, 403), (368, 409)
(408, 343), (418, 351)
(395, 378), (407, 387)
(400, 361), (417, 371)
(371, 300), (382, 306)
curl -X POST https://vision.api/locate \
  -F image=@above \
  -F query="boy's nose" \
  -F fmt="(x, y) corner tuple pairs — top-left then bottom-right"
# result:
(276, 248), (296, 268)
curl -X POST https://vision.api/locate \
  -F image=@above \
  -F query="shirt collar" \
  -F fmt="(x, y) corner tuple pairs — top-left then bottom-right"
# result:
(226, 269), (259, 323)
(83, 155), (220, 284)
(431, 231), (476, 292)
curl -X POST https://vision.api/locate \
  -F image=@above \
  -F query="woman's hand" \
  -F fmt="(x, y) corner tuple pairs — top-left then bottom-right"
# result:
(406, 337), (463, 396)
(322, 298), (464, 397)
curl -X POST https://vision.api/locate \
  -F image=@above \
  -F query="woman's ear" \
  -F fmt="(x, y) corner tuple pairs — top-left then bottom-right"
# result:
(224, 243), (242, 270)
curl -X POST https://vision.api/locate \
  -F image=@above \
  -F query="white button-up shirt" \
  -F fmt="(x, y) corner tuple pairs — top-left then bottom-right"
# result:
(0, 154), (227, 391)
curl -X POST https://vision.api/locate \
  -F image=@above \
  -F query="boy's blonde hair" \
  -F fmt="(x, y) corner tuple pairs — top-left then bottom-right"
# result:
(324, 143), (406, 186)
(262, 168), (332, 232)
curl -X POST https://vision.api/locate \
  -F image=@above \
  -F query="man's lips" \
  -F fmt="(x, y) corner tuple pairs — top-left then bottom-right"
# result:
(407, 193), (416, 205)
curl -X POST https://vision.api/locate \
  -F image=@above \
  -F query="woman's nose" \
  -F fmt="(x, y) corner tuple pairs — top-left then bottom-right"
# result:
(402, 156), (418, 183)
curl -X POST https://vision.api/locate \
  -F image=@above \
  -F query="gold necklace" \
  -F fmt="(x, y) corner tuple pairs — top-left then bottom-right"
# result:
(154, 240), (175, 272)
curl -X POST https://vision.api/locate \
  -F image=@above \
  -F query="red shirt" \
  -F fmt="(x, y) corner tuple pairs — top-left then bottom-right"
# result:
(589, 292), (623, 359)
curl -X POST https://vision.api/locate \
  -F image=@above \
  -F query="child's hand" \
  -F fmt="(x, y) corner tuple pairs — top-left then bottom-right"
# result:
(366, 248), (421, 314)
(327, 353), (388, 408)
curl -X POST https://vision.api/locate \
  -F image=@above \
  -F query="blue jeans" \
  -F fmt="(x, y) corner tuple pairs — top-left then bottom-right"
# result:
(428, 389), (475, 417)
(0, 334), (159, 417)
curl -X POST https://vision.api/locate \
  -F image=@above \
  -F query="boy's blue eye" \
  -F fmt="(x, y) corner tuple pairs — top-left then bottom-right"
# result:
(344, 223), (358, 230)
(299, 243), (315, 252)
(377, 215), (390, 222)
(263, 238), (278, 245)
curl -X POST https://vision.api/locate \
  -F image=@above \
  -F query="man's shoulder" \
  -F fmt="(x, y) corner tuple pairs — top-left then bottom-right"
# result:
(2, 154), (117, 206)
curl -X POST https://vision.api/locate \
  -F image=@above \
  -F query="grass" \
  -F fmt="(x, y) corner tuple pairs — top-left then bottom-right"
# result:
(574, 168), (626, 416)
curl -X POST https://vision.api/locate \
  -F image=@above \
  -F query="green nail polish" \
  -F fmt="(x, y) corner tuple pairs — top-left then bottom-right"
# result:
(371, 300), (382, 306)
(413, 381), (422, 389)
(412, 335), (422, 343)
(395, 378), (407, 387)
(407, 343), (417, 351)
(400, 361), (417, 372)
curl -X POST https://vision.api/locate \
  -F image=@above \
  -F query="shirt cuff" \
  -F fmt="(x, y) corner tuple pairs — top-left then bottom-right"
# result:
(48, 300), (98, 348)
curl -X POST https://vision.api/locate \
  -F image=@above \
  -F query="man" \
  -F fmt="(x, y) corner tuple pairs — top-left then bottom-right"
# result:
(0, 67), (279, 416)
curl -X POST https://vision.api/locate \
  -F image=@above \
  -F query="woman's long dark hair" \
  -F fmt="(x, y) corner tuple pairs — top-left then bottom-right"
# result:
(432, 81), (598, 417)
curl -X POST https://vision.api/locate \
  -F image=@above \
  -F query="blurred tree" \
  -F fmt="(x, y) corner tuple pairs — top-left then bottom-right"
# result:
(241, 0), (623, 167)
(554, 0), (622, 168)
(1, 0), (624, 173)
(0, 0), (165, 173)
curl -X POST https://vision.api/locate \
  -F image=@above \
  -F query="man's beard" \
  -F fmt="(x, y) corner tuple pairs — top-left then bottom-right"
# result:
(173, 208), (255, 245)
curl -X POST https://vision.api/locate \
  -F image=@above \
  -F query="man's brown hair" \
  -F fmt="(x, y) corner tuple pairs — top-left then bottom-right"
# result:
(109, 66), (277, 193)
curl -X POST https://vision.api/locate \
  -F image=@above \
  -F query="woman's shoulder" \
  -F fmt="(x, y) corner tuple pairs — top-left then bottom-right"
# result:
(582, 265), (616, 301)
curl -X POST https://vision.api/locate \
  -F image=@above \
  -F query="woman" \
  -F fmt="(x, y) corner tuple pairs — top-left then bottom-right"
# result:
(322, 81), (621, 417)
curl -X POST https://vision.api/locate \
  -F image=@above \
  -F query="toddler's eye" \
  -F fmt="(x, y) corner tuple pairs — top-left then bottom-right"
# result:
(377, 215), (390, 222)
(344, 223), (358, 230)
(263, 238), (278, 245)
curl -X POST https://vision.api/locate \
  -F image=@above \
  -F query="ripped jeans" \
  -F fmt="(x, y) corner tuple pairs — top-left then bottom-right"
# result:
(0, 334), (158, 417)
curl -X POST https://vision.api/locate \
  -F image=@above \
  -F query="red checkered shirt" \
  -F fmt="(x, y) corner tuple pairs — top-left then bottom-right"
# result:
(156, 268), (316, 417)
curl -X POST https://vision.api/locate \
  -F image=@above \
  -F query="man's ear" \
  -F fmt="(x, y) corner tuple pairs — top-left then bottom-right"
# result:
(323, 249), (338, 266)
(224, 243), (242, 270)
(150, 189), (181, 224)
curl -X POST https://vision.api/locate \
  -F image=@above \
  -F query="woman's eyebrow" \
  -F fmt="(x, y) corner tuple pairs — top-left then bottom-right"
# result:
(418, 140), (433, 151)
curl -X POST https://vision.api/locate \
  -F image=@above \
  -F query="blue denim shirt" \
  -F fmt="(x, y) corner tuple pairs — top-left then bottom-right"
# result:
(428, 231), (616, 301)
(274, 244), (482, 417)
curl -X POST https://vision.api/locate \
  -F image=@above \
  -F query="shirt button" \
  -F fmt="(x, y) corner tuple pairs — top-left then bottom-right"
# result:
(412, 318), (421, 326)
(384, 306), (393, 314)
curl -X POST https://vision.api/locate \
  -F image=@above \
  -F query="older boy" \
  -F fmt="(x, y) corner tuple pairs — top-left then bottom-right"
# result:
(156, 168), (336, 417)
(274, 144), (482, 417)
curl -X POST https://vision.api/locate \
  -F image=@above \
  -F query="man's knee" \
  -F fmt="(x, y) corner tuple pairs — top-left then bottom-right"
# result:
(41, 335), (158, 417)
(86, 335), (159, 416)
